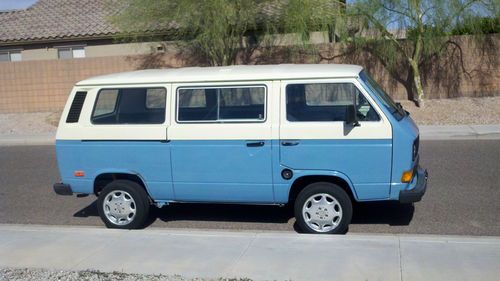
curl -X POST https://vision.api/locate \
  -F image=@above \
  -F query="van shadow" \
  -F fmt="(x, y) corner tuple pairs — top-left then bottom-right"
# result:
(74, 200), (414, 230)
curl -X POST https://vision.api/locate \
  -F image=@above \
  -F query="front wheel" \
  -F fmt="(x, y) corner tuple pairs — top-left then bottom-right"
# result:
(97, 180), (150, 229)
(294, 182), (352, 234)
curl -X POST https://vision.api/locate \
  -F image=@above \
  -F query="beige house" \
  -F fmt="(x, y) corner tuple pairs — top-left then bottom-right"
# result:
(0, 0), (177, 113)
(0, 0), (167, 62)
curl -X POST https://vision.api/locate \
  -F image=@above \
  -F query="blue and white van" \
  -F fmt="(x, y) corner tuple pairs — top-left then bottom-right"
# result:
(54, 64), (427, 234)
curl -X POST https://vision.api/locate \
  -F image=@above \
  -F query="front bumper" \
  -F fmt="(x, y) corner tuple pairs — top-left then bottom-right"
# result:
(53, 183), (73, 196)
(399, 167), (428, 203)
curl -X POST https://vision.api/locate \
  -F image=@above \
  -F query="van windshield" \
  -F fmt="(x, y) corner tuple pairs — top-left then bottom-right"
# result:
(359, 71), (406, 121)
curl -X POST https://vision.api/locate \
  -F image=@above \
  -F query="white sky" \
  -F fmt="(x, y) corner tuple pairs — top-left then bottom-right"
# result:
(0, 0), (38, 11)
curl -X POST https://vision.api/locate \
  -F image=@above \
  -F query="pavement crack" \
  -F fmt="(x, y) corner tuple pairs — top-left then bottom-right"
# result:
(224, 233), (257, 277)
(398, 236), (404, 281)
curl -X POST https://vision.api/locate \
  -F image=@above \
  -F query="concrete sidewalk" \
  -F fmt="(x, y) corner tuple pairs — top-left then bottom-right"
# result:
(0, 133), (55, 146)
(0, 224), (499, 281)
(419, 124), (500, 140)
(0, 125), (499, 146)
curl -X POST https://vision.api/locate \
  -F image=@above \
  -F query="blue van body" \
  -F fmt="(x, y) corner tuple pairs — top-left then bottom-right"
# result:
(54, 65), (427, 208)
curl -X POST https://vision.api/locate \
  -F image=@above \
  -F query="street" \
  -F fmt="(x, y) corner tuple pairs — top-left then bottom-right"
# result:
(0, 140), (499, 236)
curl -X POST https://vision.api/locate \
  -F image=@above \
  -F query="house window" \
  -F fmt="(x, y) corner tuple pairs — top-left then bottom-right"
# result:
(0, 50), (22, 62)
(57, 47), (85, 59)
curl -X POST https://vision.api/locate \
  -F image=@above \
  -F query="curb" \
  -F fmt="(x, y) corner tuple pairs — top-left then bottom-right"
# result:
(1, 223), (499, 241)
(0, 134), (54, 146)
(419, 125), (500, 140)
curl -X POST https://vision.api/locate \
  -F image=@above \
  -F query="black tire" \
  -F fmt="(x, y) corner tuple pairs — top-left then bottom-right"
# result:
(97, 180), (150, 229)
(294, 182), (352, 234)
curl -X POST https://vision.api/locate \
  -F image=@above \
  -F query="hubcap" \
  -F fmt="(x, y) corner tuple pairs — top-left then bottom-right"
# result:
(302, 193), (343, 233)
(103, 190), (136, 226)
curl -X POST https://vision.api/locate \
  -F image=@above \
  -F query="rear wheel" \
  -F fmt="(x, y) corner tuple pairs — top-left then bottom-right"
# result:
(294, 182), (352, 234)
(97, 180), (150, 229)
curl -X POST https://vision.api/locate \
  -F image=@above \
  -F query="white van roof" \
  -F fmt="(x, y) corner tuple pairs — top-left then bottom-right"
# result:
(76, 64), (364, 86)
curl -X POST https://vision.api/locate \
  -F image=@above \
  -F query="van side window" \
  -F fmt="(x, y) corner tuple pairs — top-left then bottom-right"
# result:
(177, 86), (265, 122)
(92, 88), (166, 124)
(286, 83), (380, 122)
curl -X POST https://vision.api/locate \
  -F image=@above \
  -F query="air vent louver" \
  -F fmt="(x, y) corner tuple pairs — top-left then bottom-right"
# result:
(66, 91), (87, 123)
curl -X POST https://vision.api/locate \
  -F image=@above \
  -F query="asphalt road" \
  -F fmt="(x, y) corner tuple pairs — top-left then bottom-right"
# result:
(0, 140), (499, 236)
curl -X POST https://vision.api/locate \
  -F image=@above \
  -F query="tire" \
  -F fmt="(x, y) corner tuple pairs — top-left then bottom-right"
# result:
(294, 182), (352, 234)
(97, 180), (150, 229)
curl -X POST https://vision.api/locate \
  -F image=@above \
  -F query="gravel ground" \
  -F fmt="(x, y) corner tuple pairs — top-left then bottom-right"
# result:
(398, 96), (500, 125)
(0, 97), (498, 136)
(0, 112), (58, 135)
(0, 268), (253, 281)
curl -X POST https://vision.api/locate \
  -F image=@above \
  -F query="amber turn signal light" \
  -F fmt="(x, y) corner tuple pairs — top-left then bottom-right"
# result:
(74, 170), (85, 177)
(401, 170), (413, 183)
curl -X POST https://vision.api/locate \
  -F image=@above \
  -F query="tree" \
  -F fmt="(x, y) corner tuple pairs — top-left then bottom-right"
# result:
(111, 0), (346, 66)
(343, 0), (499, 106)
(112, 0), (497, 105)
(111, 0), (261, 66)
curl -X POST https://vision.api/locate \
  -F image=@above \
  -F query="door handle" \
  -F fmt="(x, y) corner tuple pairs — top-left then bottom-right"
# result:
(281, 141), (300, 146)
(246, 141), (265, 147)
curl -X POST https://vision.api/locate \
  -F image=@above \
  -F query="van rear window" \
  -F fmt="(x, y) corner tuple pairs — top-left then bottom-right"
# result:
(91, 88), (166, 124)
(177, 86), (266, 122)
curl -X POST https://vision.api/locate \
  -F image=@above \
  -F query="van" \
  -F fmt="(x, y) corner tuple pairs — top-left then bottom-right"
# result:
(54, 64), (427, 234)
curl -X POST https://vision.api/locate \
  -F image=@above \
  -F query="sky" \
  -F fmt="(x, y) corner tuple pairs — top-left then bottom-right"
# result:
(0, 0), (38, 11)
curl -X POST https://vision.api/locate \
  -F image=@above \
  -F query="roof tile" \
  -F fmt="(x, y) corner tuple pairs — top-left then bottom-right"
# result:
(0, 0), (120, 43)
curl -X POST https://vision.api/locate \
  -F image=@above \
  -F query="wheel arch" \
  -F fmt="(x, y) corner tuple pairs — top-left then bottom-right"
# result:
(93, 170), (151, 197)
(288, 172), (358, 205)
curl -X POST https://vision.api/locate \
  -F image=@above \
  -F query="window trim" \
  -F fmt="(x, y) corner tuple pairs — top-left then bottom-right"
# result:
(285, 81), (381, 123)
(175, 84), (268, 124)
(56, 45), (86, 59)
(90, 87), (167, 125)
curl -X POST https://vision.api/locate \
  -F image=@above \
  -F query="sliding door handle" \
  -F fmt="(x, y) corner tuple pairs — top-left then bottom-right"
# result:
(281, 141), (300, 146)
(246, 141), (265, 147)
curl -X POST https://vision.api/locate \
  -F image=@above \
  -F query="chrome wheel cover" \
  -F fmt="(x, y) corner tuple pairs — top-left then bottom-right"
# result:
(103, 190), (137, 226)
(302, 193), (343, 233)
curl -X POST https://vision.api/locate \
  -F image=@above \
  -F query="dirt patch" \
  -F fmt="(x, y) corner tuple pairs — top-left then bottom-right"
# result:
(398, 96), (500, 125)
(0, 112), (58, 135)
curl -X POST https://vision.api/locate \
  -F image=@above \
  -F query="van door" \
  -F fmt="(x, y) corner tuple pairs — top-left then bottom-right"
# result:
(279, 79), (392, 200)
(168, 83), (274, 203)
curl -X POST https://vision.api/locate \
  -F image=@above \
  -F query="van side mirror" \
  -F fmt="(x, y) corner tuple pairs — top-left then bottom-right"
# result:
(345, 104), (360, 127)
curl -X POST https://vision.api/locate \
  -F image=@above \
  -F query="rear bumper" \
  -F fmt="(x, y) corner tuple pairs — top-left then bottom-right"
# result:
(399, 167), (428, 203)
(53, 183), (73, 196)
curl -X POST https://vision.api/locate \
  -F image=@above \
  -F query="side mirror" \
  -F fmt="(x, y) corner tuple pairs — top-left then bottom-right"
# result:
(396, 102), (410, 116)
(345, 104), (360, 127)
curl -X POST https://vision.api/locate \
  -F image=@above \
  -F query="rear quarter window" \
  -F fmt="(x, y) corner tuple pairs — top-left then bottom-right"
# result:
(91, 87), (167, 124)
